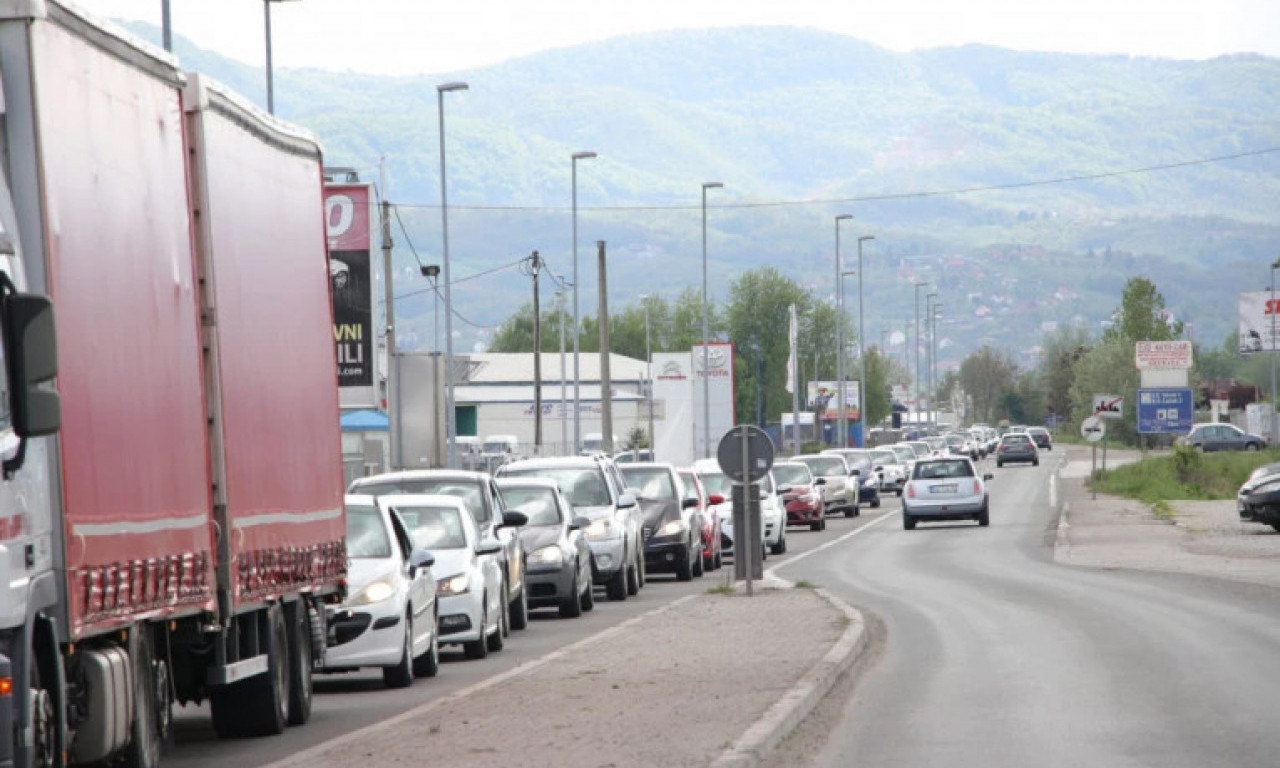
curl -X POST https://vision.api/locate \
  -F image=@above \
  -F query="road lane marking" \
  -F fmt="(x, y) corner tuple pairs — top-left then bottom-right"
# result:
(765, 510), (897, 580)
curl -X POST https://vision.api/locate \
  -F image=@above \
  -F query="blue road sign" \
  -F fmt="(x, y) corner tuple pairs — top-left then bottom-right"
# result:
(1137, 388), (1194, 434)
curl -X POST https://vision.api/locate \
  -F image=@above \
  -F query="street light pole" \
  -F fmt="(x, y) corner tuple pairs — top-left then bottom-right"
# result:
(557, 288), (567, 454)
(701, 181), (723, 459)
(162, 0), (172, 51)
(932, 305), (943, 423)
(263, 0), (300, 115)
(857, 235), (875, 445)
(925, 292), (938, 426)
(834, 214), (853, 447)
(913, 281), (928, 428)
(1271, 259), (1280, 418)
(571, 151), (596, 455)
(437, 81), (468, 468)
(641, 295), (655, 457)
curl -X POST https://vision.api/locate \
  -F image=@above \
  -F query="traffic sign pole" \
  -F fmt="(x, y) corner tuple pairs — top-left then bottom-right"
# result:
(741, 425), (753, 597)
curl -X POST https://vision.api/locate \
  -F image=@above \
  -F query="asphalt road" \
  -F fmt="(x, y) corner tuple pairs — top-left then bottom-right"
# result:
(777, 456), (1280, 768)
(164, 498), (889, 768)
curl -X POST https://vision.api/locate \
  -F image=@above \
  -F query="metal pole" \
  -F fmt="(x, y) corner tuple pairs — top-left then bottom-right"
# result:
(915, 282), (926, 425)
(742, 427), (753, 597)
(437, 82), (468, 468)
(1271, 262), (1277, 415)
(432, 275), (440, 352)
(559, 290), (567, 455)
(792, 325), (801, 456)
(532, 252), (543, 452)
(834, 214), (851, 448)
(858, 236), (873, 446)
(645, 299), (655, 457)
(701, 182), (723, 458)
(572, 152), (596, 455)
(264, 0), (275, 114)
(162, 0), (172, 51)
(379, 159), (398, 468)
(597, 242), (613, 454)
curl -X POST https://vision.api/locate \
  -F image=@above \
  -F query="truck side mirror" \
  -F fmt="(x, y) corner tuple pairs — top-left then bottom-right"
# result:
(4, 293), (60, 438)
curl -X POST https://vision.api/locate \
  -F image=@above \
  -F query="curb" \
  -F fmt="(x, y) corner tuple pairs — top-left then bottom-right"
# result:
(708, 577), (868, 768)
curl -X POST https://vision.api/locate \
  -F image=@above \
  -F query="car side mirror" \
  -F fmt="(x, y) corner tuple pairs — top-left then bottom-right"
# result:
(409, 548), (435, 570)
(501, 510), (528, 528)
(1, 291), (60, 475)
(682, 497), (699, 509)
(983, 473), (994, 481)
(814, 477), (827, 486)
(874, 465), (883, 472)
(849, 469), (860, 477)
(570, 516), (592, 530)
(618, 493), (637, 509)
(708, 493), (725, 505)
(475, 541), (502, 556)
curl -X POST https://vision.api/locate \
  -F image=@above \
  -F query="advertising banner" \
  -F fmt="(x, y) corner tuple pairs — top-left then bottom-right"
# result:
(692, 343), (736, 460)
(653, 352), (694, 465)
(806, 380), (861, 420)
(1238, 291), (1279, 354)
(1137, 388), (1194, 434)
(1134, 340), (1193, 369)
(325, 183), (376, 406)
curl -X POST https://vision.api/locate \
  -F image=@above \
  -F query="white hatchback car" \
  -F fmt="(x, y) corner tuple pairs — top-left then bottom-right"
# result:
(323, 495), (440, 687)
(692, 459), (786, 557)
(392, 494), (516, 660)
(902, 457), (993, 530)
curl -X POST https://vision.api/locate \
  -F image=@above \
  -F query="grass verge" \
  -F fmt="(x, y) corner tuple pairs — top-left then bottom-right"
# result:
(1090, 446), (1280, 503)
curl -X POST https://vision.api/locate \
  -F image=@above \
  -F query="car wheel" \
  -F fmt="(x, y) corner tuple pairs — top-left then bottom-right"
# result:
(675, 545), (694, 581)
(809, 519), (823, 531)
(626, 550), (641, 596)
(607, 566), (628, 601)
(771, 531), (787, 555)
(636, 542), (647, 588)
(871, 498), (881, 508)
(1033, 459), (1039, 466)
(977, 505), (990, 527)
(580, 564), (596, 612)
(844, 505), (857, 518)
(286, 601), (314, 726)
(996, 461), (1003, 468)
(560, 571), (584, 618)
(1247, 443), (1261, 451)
(383, 613), (414, 689)
(692, 543), (705, 578)
(464, 600), (489, 659)
(896, 489), (903, 497)
(903, 512), (917, 531)
(413, 610), (440, 678)
(509, 582), (529, 631)
(487, 599), (506, 652)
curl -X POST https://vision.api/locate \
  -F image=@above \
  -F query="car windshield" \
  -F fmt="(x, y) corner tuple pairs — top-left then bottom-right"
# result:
(914, 460), (975, 479)
(501, 467), (612, 508)
(945, 434), (965, 446)
(619, 467), (677, 501)
(843, 452), (873, 471)
(499, 487), (563, 526)
(698, 471), (733, 497)
(354, 477), (486, 521)
(392, 504), (468, 550)
(891, 445), (915, 461)
(907, 442), (930, 456)
(772, 463), (813, 486)
(345, 504), (391, 559)
(871, 450), (898, 465)
(800, 456), (846, 475)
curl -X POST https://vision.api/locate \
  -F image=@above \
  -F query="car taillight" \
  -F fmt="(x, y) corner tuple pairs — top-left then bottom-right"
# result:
(973, 480), (982, 494)
(906, 484), (915, 499)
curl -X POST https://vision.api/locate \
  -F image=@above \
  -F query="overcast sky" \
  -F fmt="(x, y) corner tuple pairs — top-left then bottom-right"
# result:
(74, 0), (1279, 75)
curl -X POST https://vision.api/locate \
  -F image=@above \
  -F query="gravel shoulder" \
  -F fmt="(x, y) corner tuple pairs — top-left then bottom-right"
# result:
(1056, 445), (1280, 588)
(271, 586), (843, 768)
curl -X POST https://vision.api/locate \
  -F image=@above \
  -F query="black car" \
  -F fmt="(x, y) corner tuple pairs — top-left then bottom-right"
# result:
(619, 463), (704, 581)
(1242, 477), (1280, 532)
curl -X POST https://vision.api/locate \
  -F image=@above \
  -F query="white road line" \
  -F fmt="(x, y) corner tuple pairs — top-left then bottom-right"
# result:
(765, 510), (897, 580)
(1050, 472), (1058, 509)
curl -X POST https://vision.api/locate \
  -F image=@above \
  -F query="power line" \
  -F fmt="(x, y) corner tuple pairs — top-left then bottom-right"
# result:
(393, 255), (528, 301)
(391, 204), (426, 269)
(385, 146), (1280, 213)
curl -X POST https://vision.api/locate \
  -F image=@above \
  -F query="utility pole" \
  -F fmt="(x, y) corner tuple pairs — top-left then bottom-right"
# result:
(597, 242), (613, 454)
(379, 158), (399, 469)
(162, 0), (172, 51)
(557, 289), (567, 455)
(642, 295), (655, 457)
(530, 251), (543, 452)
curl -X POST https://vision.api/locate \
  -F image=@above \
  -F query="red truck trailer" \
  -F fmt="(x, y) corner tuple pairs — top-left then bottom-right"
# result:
(0, 4), (345, 767)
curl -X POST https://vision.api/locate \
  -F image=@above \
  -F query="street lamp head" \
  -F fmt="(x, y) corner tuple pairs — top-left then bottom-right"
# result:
(572, 151), (597, 161)
(702, 181), (724, 190)
(841, 269), (857, 277)
(437, 81), (469, 93)
(421, 264), (441, 278)
(1271, 257), (1280, 270)
(836, 214), (853, 222)
(858, 235), (875, 243)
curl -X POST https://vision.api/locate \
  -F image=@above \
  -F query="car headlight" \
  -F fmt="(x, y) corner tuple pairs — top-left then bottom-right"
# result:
(436, 573), (470, 596)
(657, 519), (688, 536)
(585, 518), (616, 540)
(530, 545), (564, 565)
(348, 577), (397, 606)
(1252, 480), (1280, 495)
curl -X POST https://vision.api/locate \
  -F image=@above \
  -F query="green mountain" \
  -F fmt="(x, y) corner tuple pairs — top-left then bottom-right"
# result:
(125, 22), (1280, 364)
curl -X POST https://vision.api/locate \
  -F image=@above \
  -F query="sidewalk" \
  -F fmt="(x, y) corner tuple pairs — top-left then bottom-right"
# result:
(268, 584), (855, 768)
(1055, 445), (1280, 588)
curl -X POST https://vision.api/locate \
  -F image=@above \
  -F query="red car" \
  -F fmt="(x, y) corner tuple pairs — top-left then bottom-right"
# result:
(679, 468), (724, 571)
(771, 461), (827, 532)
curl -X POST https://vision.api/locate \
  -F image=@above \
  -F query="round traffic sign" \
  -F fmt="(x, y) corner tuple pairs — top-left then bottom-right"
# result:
(1081, 415), (1106, 443)
(716, 425), (776, 483)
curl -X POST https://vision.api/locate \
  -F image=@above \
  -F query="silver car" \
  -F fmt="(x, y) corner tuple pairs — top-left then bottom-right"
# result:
(902, 457), (993, 530)
(801, 453), (859, 516)
(495, 478), (595, 618)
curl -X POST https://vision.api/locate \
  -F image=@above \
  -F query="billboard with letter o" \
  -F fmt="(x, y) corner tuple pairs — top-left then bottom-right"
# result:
(325, 182), (376, 407)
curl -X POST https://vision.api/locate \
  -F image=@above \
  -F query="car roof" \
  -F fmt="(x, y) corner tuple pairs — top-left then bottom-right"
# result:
(495, 477), (562, 491)
(915, 456), (974, 465)
(618, 461), (677, 472)
(375, 493), (470, 511)
(500, 456), (605, 470)
(351, 469), (489, 486)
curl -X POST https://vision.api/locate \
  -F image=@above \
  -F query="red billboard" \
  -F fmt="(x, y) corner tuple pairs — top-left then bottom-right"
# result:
(325, 183), (376, 395)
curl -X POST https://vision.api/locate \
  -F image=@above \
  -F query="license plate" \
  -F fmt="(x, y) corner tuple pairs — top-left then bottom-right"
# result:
(931, 484), (957, 493)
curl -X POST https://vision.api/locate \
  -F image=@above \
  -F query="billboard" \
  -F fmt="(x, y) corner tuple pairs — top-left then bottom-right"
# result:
(807, 380), (860, 420)
(1137, 388), (1194, 434)
(692, 343), (736, 460)
(1134, 340), (1193, 369)
(1238, 291), (1279, 354)
(325, 183), (376, 407)
(653, 352), (694, 465)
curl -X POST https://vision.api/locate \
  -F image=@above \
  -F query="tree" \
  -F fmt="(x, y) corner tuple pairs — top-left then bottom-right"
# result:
(1039, 325), (1092, 425)
(863, 347), (893, 427)
(959, 346), (1018, 425)
(1069, 338), (1139, 443)
(1103, 277), (1183, 345)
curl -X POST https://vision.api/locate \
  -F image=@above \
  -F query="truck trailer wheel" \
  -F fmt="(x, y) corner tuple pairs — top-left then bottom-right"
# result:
(123, 626), (169, 768)
(285, 601), (314, 725)
(211, 606), (290, 738)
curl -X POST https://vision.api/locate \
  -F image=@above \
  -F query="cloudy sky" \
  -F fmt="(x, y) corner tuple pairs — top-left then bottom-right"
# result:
(74, 0), (1279, 75)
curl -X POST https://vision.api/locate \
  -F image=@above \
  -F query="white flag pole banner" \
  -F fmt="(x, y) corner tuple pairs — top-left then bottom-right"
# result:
(1239, 291), (1280, 354)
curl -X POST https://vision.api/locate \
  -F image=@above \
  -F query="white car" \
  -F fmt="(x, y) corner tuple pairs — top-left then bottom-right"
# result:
(394, 494), (515, 659)
(692, 459), (786, 557)
(322, 495), (440, 687)
(868, 448), (907, 496)
(902, 457), (993, 530)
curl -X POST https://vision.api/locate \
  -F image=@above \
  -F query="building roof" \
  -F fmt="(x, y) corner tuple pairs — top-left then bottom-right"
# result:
(465, 352), (647, 385)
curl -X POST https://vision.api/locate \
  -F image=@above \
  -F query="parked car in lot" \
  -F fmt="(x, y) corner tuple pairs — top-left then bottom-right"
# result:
(323, 496), (440, 687)
(349, 470), (532, 631)
(869, 448), (908, 496)
(693, 459), (786, 557)
(1026, 427), (1054, 452)
(679, 468), (724, 571)
(401, 495), (517, 658)
(902, 457), (994, 530)
(772, 461), (827, 531)
(495, 478), (596, 618)
(799, 453), (859, 515)
(497, 455), (645, 601)
(1178, 422), (1266, 452)
(619, 463), (705, 581)
(996, 432), (1040, 467)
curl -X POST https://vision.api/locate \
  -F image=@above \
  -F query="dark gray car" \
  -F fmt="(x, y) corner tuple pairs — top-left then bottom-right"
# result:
(496, 478), (595, 618)
(1179, 423), (1266, 452)
(995, 433), (1039, 467)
